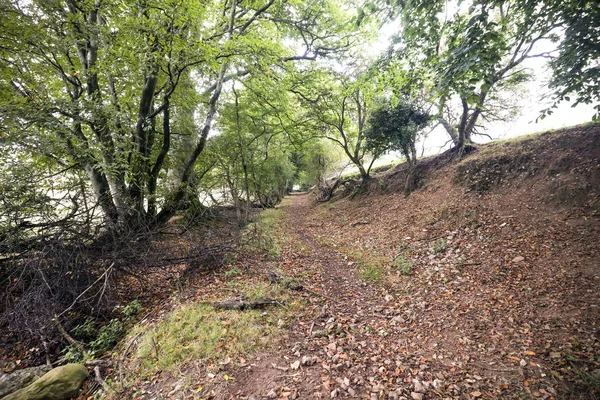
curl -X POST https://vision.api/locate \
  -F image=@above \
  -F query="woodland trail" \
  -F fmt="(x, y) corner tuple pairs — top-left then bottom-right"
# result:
(210, 179), (600, 400)
(226, 192), (399, 399)
(223, 193), (488, 400)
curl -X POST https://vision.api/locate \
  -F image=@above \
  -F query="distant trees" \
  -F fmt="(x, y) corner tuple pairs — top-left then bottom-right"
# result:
(364, 0), (598, 149)
(381, 0), (561, 148)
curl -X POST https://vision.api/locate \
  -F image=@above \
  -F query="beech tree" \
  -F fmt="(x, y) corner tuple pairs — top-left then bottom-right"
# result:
(289, 67), (379, 181)
(0, 0), (353, 229)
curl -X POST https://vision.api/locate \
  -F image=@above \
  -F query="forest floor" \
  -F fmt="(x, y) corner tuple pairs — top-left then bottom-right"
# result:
(108, 125), (600, 400)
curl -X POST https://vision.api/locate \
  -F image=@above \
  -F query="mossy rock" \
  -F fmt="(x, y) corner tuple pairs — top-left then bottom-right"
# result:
(1, 364), (89, 400)
(0, 366), (51, 398)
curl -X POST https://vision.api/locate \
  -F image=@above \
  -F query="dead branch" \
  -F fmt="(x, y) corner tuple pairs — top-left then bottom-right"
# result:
(210, 298), (281, 310)
(94, 366), (116, 396)
(350, 220), (369, 227)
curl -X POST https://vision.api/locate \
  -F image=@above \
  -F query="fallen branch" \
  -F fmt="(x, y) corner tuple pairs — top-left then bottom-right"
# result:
(54, 317), (88, 358)
(84, 360), (115, 367)
(350, 221), (369, 227)
(210, 298), (281, 311)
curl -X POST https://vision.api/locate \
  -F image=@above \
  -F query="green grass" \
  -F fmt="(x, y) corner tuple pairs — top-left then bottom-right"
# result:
(130, 282), (295, 373)
(243, 209), (284, 258)
(392, 253), (414, 275)
(359, 264), (384, 281)
(431, 238), (448, 253)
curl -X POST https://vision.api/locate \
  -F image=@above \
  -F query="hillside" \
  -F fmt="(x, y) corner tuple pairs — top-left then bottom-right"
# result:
(74, 124), (599, 399)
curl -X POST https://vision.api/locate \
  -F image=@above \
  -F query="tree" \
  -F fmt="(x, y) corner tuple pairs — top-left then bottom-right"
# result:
(194, 80), (299, 220)
(0, 0), (353, 230)
(291, 68), (379, 181)
(364, 98), (430, 168)
(381, 0), (563, 148)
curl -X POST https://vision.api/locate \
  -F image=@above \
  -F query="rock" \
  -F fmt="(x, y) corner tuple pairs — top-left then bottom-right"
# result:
(512, 256), (524, 263)
(2, 364), (88, 400)
(0, 365), (51, 398)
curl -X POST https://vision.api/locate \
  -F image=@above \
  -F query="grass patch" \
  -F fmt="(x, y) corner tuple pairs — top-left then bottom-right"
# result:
(339, 247), (387, 283)
(359, 264), (384, 281)
(130, 282), (295, 374)
(392, 253), (414, 275)
(243, 209), (283, 258)
(431, 238), (448, 253)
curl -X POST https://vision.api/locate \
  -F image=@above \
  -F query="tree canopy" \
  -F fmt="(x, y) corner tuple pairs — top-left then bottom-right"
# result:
(0, 0), (597, 233)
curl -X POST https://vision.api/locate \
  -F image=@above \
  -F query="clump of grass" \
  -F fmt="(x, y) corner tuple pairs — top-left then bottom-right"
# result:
(431, 238), (448, 253)
(392, 253), (414, 275)
(131, 282), (294, 373)
(243, 209), (283, 258)
(359, 264), (383, 282)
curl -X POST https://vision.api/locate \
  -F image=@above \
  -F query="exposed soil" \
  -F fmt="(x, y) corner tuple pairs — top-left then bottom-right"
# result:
(62, 124), (600, 400)
(202, 125), (600, 400)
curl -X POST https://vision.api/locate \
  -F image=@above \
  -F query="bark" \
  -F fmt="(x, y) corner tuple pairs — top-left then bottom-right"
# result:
(440, 118), (459, 145)
(130, 72), (159, 215)
(148, 103), (172, 217)
(457, 97), (470, 148)
(234, 87), (250, 224)
(156, 0), (238, 224)
(210, 298), (279, 311)
(83, 163), (118, 223)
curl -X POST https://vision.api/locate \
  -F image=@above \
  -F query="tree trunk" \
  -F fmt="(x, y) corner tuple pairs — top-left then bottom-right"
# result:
(440, 118), (459, 146)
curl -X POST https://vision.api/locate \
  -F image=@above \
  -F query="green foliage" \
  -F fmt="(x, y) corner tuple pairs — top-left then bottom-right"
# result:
(377, 0), (571, 146)
(544, 0), (600, 118)
(392, 253), (413, 275)
(431, 238), (448, 253)
(364, 98), (430, 164)
(0, 0), (356, 227)
(65, 300), (143, 361)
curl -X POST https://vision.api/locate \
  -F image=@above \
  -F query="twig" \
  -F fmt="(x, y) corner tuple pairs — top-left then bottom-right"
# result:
(275, 372), (302, 379)
(350, 221), (369, 227)
(94, 366), (116, 395)
(55, 263), (114, 319)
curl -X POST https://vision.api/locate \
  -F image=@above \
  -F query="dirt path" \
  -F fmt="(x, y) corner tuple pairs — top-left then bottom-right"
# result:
(225, 193), (405, 399)
(218, 186), (599, 400)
